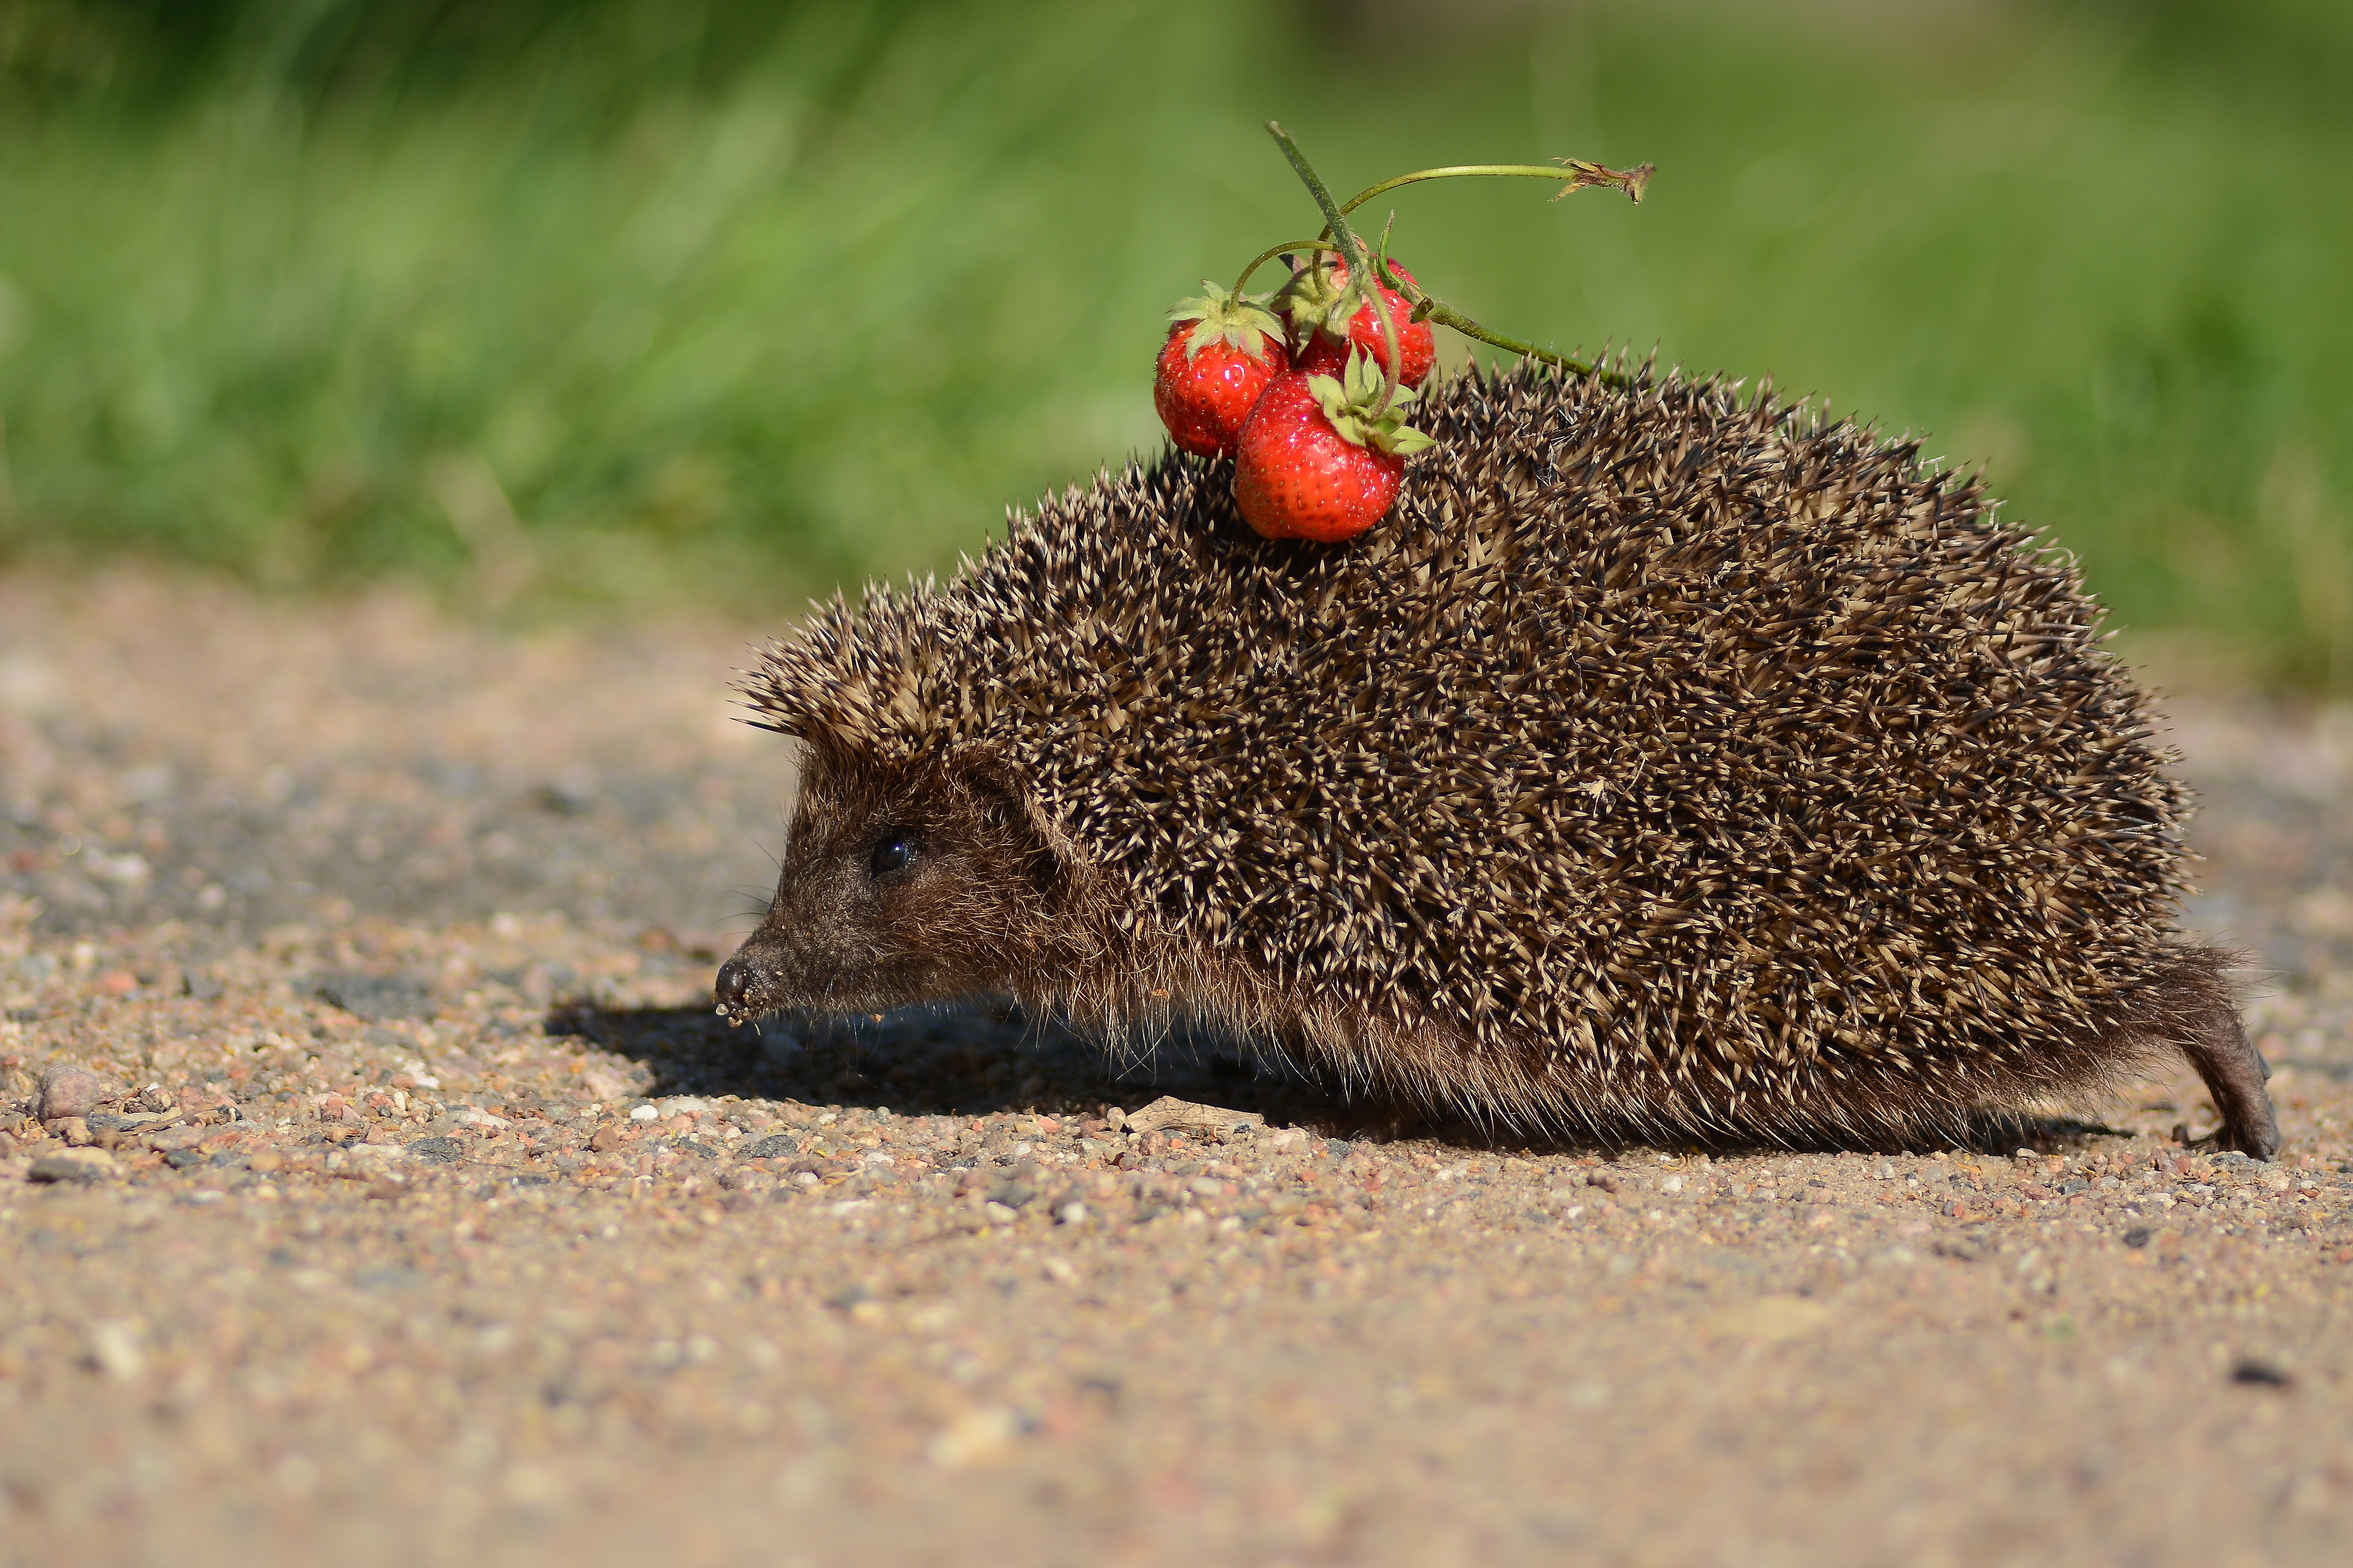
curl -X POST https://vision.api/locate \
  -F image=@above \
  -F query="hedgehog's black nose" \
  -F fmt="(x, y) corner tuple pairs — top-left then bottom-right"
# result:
(714, 957), (755, 1014)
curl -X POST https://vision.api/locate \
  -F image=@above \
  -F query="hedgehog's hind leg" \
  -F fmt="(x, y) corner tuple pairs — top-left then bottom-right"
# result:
(2179, 1001), (2280, 1160)
(2133, 947), (2280, 1160)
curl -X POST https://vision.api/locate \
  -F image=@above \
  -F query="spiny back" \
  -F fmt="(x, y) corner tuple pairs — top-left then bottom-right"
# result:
(743, 360), (2189, 1121)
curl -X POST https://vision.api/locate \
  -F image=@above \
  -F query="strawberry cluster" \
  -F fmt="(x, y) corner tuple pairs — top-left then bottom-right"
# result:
(1155, 260), (1435, 542)
(1150, 125), (1651, 544)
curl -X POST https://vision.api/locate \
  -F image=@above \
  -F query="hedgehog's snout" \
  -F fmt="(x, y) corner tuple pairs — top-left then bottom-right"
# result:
(714, 914), (857, 1022)
(713, 955), (756, 1022)
(714, 935), (808, 1023)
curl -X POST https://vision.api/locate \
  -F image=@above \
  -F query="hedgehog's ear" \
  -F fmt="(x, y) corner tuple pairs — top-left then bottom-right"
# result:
(954, 747), (1070, 903)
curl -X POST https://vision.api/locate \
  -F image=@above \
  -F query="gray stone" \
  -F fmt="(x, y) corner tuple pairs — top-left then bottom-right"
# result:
(354, 1266), (425, 1293)
(28, 1148), (116, 1184)
(315, 973), (433, 1022)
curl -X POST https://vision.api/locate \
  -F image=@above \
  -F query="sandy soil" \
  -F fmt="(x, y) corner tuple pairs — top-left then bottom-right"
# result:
(3, 570), (2350, 1568)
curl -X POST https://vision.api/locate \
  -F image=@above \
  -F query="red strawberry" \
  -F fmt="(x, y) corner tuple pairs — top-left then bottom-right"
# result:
(1284, 257), (1435, 387)
(1154, 284), (1287, 457)
(1234, 348), (1436, 543)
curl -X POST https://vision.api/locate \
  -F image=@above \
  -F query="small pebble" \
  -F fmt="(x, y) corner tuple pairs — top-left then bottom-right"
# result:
(2229, 1358), (2293, 1389)
(34, 1063), (106, 1122)
(83, 1319), (147, 1382)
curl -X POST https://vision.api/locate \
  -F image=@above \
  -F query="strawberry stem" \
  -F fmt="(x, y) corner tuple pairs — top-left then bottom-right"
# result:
(1334, 159), (1648, 385)
(1329, 160), (1653, 225)
(1388, 281), (1630, 387)
(1265, 122), (1405, 418)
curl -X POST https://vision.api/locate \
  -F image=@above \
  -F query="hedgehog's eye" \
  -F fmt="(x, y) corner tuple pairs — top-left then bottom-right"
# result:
(868, 831), (916, 878)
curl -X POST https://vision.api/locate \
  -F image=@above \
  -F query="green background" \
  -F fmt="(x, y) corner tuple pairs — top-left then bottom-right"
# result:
(1, 0), (2346, 682)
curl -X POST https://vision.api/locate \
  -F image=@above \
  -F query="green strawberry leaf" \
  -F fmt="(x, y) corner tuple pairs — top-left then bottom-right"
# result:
(1169, 281), (1284, 360)
(1313, 349), (1434, 455)
(1166, 280), (1235, 324)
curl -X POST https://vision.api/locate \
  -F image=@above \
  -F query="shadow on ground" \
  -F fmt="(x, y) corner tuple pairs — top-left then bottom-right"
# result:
(541, 999), (2134, 1158)
(541, 998), (1345, 1126)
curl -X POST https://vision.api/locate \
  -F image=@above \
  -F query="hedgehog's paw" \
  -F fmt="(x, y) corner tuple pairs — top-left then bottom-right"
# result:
(2211, 1111), (2284, 1161)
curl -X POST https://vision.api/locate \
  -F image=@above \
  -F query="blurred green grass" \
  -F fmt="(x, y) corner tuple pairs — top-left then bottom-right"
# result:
(0, 0), (2347, 682)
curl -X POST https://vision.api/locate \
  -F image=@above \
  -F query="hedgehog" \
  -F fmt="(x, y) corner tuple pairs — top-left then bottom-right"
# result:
(714, 359), (2279, 1157)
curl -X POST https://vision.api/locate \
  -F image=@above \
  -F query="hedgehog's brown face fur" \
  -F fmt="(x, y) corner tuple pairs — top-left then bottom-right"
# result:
(715, 746), (1071, 1022)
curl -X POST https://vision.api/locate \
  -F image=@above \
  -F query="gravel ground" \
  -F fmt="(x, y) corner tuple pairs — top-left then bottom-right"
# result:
(3, 570), (2351, 1568)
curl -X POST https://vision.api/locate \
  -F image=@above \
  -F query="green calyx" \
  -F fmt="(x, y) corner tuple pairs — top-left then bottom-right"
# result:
(1274, 256), (1358, 341)
(1307, 349), (1437, 457)
(1168, 282), (1285, 361)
